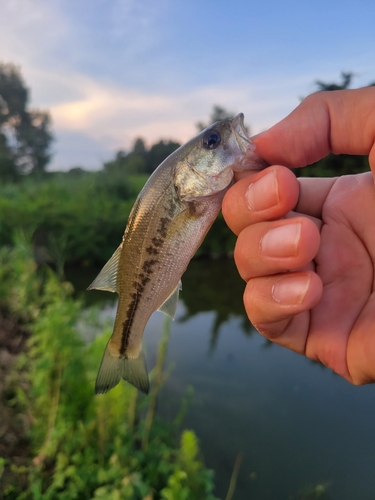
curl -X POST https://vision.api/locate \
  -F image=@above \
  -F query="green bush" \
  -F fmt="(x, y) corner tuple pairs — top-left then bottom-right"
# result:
(0, 171), (236, 267)
(0, 239), (218, 499)
(0, 173), (137, 264)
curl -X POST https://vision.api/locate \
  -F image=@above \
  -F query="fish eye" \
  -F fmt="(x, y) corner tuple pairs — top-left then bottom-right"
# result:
(202, 130), (221, 150)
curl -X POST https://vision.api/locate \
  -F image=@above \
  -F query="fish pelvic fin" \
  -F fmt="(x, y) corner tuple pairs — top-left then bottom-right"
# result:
(87, 244), (121, 293)
(157, 280), (182, 319)
(95, 343), (149, 395)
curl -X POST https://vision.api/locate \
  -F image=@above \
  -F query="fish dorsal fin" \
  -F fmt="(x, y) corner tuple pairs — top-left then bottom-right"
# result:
(87, 245), (121, 293)
(158, 280), (182, 319)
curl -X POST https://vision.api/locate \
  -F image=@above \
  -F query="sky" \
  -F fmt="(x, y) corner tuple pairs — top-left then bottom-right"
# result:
(1, 0), (374, 171)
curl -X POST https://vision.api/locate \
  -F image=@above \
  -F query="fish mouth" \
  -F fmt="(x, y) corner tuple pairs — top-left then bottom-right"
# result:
(230, 113), (267, 172)
(231, 113), (251, 151)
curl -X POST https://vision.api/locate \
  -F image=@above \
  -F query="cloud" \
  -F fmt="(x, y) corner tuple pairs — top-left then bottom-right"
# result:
(2, 0), (374, 171)
(42, 54), (375, 170)
(45, 69), (312, 170)
(109, 0), (169, 45)
(0, 0), (69, 68)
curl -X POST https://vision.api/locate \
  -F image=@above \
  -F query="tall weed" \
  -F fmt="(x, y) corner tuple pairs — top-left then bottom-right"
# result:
(0, 240), (218, 499)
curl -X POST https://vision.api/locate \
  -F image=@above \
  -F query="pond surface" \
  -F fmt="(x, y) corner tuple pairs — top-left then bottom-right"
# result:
(68, 259), (375, 500)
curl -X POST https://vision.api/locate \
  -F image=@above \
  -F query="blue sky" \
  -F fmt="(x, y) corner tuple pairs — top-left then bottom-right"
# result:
(1, 0), (374, 170)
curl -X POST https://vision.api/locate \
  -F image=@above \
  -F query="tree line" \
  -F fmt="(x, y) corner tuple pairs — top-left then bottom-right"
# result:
(2, 63), (372, 182)
(0, 63), (373, 265)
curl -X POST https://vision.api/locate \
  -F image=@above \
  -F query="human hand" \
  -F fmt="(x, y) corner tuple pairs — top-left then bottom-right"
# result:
(222, 87), (375, 384)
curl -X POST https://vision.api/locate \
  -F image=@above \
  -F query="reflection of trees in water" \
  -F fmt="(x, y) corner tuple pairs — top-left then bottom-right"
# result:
(68, 259), (257, 350)
(179, 258), (253, 350)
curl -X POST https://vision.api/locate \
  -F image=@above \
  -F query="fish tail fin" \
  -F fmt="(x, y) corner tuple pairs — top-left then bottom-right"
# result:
(121, 350), (150, 395)
(95, 343), (121, 394)
(95, 343), (149, 395)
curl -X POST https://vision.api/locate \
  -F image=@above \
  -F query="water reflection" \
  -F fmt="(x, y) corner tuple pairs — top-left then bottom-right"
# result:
(179, 258), (253, 350)
(66, 259), (375, 500)
(68, 257), (254, 351)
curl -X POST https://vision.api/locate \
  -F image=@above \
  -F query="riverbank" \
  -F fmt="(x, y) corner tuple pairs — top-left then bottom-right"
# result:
(0, 241), (218, 499)
(0, 308), (30, 495)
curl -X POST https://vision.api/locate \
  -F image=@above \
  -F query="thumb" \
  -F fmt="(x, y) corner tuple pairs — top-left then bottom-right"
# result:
(253, 87), (375, 170)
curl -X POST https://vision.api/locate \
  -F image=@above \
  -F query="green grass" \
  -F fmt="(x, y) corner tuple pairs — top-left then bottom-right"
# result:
(0, 236), (218, 499)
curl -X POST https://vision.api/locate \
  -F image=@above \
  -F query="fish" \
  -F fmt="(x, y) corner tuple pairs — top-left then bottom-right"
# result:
(88, 113), (265, 395)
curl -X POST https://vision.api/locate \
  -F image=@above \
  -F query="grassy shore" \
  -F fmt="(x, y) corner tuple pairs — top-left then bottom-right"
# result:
(0, 237), (218, 500)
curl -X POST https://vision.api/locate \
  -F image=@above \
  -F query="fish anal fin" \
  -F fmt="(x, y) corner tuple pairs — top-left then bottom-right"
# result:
(87, 245), (121, 293)
(158, 280), (182, 319)
(95, 343), (149, 395)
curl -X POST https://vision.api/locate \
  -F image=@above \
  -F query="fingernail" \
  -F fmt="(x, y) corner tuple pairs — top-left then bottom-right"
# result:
(260, 222), (301, 258)
(246, 169), (279, 211)
(272, 275), (310, 305)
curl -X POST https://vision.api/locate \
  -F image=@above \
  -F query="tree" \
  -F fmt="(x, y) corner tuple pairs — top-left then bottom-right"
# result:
(0, 62), (53, 178)
(315, 71), (354, 91)
(0, 132), (17, 181)
(196, 105), (235, 132)
(104, 149), (147, 177)
(132, 137), (147, 156)
(144, 140), (180, 173)
(196, 104), (249, 135)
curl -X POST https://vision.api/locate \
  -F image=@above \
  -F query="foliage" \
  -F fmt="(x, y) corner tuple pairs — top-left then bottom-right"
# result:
(103, 138), (181, 176)
(179, 258), (253, 351)
(315, 71), (354, 91)
(0, 62), (53, 178)
(0, 172), (141, 264)
(314, 71), (374, 91)
(294, 153), (370, 178)
(196, 105), (236, 132)
(292, 482), (331, 499)
(0, 67), (374, 267)
(160, 431), (216, 500)
(145, 140), (181, 174)
(0, 239), (218, 499)
(104, 150), (146, 177)
(0, 169), (234, 266)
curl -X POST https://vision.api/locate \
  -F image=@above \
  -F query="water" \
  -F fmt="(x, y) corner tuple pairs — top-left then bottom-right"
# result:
(68, 259), (375, 500)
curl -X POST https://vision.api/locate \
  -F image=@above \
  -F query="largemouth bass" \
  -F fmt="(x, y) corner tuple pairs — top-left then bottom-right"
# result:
(89, 113), (265, 394)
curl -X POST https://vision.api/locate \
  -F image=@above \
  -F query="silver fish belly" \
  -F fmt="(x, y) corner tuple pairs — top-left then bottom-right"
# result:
(88, 113), (265, 394)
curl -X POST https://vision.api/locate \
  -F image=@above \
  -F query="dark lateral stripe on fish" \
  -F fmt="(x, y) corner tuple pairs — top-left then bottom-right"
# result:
(157, 217), (171, 238)
(145, 234), (165, 255)
(151, 237), (163, 247)
(120, 213), (172, 355)
(165, 201), (178, 218)
(120, 294), (140, 355)
(119, 258), (159, 356)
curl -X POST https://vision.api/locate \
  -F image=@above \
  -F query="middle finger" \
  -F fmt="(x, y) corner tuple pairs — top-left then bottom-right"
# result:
(234, 217), (321, 281)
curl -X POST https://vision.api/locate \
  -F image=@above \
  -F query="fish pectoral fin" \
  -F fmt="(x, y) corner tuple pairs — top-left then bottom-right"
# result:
(87, 245), (121, 293)
(158, 280), (182, 320)
(95, 342), (149, 395)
